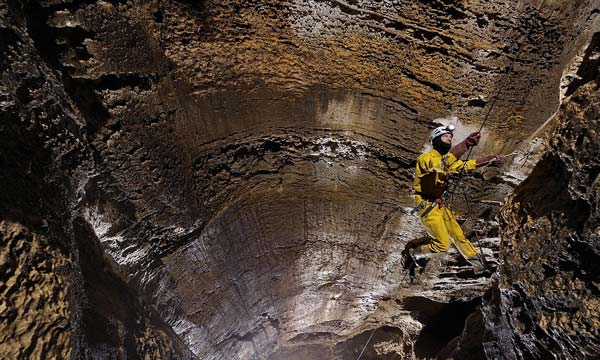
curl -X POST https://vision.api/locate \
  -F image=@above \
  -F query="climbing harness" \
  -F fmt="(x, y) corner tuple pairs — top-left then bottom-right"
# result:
(419, 192), (447, 219)
(419, 199), (438, 219)
(409, 201), (426, 215)
(410, 196), (443, 218)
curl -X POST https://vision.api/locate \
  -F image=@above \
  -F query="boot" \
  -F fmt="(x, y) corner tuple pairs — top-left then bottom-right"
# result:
(467, 256), (486, 275)
(408, 247), (431, 268)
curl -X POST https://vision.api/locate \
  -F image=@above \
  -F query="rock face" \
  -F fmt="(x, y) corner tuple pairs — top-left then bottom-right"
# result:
(0, 222), (71, 359)
(434, 32), (600, 360)
(485, 36), (600, 359)
(0, 2), (192, 358)
(1, 0), (599, 359)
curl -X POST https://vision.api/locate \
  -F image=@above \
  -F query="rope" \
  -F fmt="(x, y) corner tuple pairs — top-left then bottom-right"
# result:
(356, 327), (377, 360)
(438, 35), (528, 269)
(462, 40), (525, 164)
(479, 41), (525, 132)
(445, 37), (524, 200)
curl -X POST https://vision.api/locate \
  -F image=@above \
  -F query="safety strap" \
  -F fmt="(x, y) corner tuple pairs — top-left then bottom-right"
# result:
(411, 190), (448, 218)
(409, 201), (426, 215)
(419, 201), (438, 218)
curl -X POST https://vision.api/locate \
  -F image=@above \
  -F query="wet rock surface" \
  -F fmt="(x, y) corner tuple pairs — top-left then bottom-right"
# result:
(1, 0), (599, 359)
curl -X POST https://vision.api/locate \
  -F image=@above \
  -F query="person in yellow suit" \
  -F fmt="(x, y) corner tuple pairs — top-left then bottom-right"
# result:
(410, 124), (502, 274)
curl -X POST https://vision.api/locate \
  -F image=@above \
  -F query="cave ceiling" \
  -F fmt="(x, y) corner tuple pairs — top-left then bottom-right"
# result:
(3, 0), (599, 358)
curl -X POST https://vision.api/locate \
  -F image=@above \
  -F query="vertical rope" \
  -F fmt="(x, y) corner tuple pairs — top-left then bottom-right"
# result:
(446, 7), (534, 199)
(463, 40), (525, 163)
(356, 328), (377, 360)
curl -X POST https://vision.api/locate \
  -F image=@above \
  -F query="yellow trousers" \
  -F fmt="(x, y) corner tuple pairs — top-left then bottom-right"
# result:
(417, 202), (477, 258)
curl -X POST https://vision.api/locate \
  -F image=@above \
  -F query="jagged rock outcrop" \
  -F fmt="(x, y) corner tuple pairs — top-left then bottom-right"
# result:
(442, 32), (600, 360)
(0, 2), (192, 358)
(1, 0), (599, 359)
(485, 35), (600, 359)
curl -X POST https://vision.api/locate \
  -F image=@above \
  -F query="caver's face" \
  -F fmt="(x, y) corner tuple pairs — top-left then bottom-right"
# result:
(440, 133), (453, 144)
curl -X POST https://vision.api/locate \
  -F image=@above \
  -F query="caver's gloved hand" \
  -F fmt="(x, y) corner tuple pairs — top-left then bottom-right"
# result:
(450, 131), (481, 159)
(476, 155), (503, 167)
(464, 132), (481, 147)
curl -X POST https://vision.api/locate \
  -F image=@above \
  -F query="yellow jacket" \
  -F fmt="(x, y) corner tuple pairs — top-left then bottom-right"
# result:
(414, 149), (477, 204)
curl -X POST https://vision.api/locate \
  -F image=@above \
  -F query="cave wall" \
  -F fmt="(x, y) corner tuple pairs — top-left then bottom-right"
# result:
(445, 30), (600, 360)
(484, 34), (600, 359)
(0, 222), (72, 359)
(1, 0), (600, 359)
(0, 1), (192, 358)
(1, 2), (82, 357)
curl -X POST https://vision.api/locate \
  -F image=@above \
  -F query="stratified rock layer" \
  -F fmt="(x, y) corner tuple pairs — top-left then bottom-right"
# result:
(1, 0), (599, 358)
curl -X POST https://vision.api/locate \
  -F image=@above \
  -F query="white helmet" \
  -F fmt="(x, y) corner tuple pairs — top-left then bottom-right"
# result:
(430, 124), (455, 142)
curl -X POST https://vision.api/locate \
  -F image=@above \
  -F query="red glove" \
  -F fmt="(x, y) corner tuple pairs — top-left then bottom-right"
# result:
(450, 141), (468, 159)
(465, 132), (481, 147)
(476, 155), (503, 166)
(451, 132), (481, 159)
(435, 198), (444, 208)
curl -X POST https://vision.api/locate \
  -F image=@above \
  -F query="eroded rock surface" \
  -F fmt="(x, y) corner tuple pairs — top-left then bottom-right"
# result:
(0, 2), (191, 358)
(0, 222), (71, 359)
(1, 0), (600, 359)
(486, 38), (600, 359)
(444, 32), (600, 360)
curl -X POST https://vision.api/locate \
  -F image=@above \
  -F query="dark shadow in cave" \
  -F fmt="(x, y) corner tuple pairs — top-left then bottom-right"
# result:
(21, 0), (173, 138)
(402, 296), (481, 358)
(335, 326), (407, 360)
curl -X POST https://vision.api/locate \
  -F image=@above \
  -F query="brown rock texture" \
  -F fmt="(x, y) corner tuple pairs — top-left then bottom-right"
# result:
(443, 32), (600, 360)
(0, 1), (192, 358)
(0, 222), (71, 359)
(1, 0), (600, 358)
(487, 36), (600, 358)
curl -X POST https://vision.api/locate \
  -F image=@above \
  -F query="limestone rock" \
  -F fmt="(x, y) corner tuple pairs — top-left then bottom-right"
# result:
(445, 31), (600, 360)
(1, 0), (600, 359)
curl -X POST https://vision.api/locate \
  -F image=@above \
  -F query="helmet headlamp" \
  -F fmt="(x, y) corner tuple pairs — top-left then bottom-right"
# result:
(430, 124), (455, 142)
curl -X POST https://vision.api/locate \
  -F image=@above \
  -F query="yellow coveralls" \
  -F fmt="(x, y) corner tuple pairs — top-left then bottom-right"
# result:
(413, 149), (478, 258)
